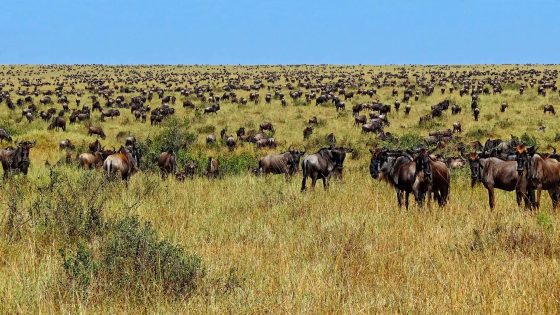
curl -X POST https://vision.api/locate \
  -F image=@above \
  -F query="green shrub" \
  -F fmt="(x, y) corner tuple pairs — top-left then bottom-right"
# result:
(101, 216), (204, 298)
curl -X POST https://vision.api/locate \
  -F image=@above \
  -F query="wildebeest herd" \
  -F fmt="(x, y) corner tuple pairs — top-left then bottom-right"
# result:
(1, 64), (559, 210)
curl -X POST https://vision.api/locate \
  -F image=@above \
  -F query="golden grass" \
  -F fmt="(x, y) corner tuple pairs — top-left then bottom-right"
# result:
(0, 65), (559, 313)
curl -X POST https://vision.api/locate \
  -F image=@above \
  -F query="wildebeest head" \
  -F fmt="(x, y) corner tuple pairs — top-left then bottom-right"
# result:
(514, 144), (535, 174)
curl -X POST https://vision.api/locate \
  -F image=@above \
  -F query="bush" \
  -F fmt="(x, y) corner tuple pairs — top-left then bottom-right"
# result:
(101, 216), (204, 298)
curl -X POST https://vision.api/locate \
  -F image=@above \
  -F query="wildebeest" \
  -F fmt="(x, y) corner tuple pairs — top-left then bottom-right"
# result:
(59, 139), (75, 151)
(206, 157), (219, 179)
(468, 151), (531, 209)
(158, 150), (178, 178)
(0, 128), (12, 143)
(453, 122), (462, 133)
(303, 126), (313, 140)
(412, 148), (450, 207)
(48, 116), (66, 131)
(301, 147), (349, 191)
(369, 148), (416, 209)
(544, 104), (556, 115)
(88, 126), (106, 139)
(204, 104), (220, 114)
(103, 146), (138, 180)
(515, 144), (560, 209)
(256, 148), (305, 176)
(0, 141), (35, 179)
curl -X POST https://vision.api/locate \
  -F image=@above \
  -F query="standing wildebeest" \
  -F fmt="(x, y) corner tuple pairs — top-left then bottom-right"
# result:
(226, 136), (236, 151)
(301, 147), (348, 191)
(48, 116), (66, 131)
(303, 126), (313, 140)
(0, 141), (35, 179)
(103, 146), (138, 180)
(544, 104), (556, 115)
(515, 144), (560, 209)
(88, 126), (106, 139)
(206, 157), (219, 179)
(468, 152), (531, 209)
(473, 108), (480, 121)
(256, 148), (305, 176)
(158, 150), (178, 178)
(412, 148), (450, 207)
(369, 148), (416, 209)
(453, 122), (462, 133)
(0, 128), (12, 143)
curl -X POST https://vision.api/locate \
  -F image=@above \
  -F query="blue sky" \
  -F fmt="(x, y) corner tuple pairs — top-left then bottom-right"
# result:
(1, 0), (558, 64)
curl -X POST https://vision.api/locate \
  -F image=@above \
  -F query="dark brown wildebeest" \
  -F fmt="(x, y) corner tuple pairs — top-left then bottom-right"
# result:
(0, 141), (34, 179)
(303, 126), (313, 140)
(48, 116), (66, 131)
(256, 148), (305, 176)
(158, 150), (178, 178)
(206, 157), (219, 179)
(255, 138), (277, 149)
(301, 147), (349, 191)
(515, 144), (560, 209)
(412, 148), (450, 207)
(226, 136), (236, 151)
(326, 133), (336, 147)
(453, 122), (462, 133)
(88, 126), (106, 139)
(206, 134), (216, 145)
(468, 151), (531, 209)
(500, 102), (508, 112)
(0, 128), (12, 143)
(369, 148), (416, 209)
(544, 104), (556, 115)
(473, 108), (480, 121)
(308, 116), (318, 125)
(59, 139), (75, 151)
(203, 104), (220, 114)
(103, 146), (138, 180)
(354, 115), (367, 126)
(259, 122), (274, 132)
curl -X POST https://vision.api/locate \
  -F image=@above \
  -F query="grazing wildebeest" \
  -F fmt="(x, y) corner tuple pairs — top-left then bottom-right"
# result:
(544, 104), (556, 115)
(303, 126), (313, 140)
(206, 134), (216, 145)
(88, 126), (106, 139)
(412, 148), (450, 207)
(468, 152), (531, 209)
(259, 122), (274, 132)
(354, 115), (367, 126)
(0, 128), (12, 143)
(204, 104), (220, 114)
(515, 144), (560, 209)
(59, 139), (75, 151)
(256, 148), (305, 176)
(48, 116), (66, 131)
(206, 157), (219, 179)
(301, 147), (349, 191)
(0, 141), (35, 179)
(103, 146), (138, 180)
(158, 150), (178, 178)
(308, 116), (318, 125)
(369, 148), (416, 209)
(453, 122), (462, 133)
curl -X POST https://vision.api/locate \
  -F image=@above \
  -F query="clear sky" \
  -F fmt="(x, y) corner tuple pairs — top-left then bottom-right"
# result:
(1, 0), (558, 65)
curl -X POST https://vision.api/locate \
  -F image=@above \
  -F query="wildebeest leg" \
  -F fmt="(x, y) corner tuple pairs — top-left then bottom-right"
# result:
(487, 186), (495, 209)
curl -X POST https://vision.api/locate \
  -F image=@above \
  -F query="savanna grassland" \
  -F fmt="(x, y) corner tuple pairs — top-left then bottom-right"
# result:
(0, 65), (560, 313)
